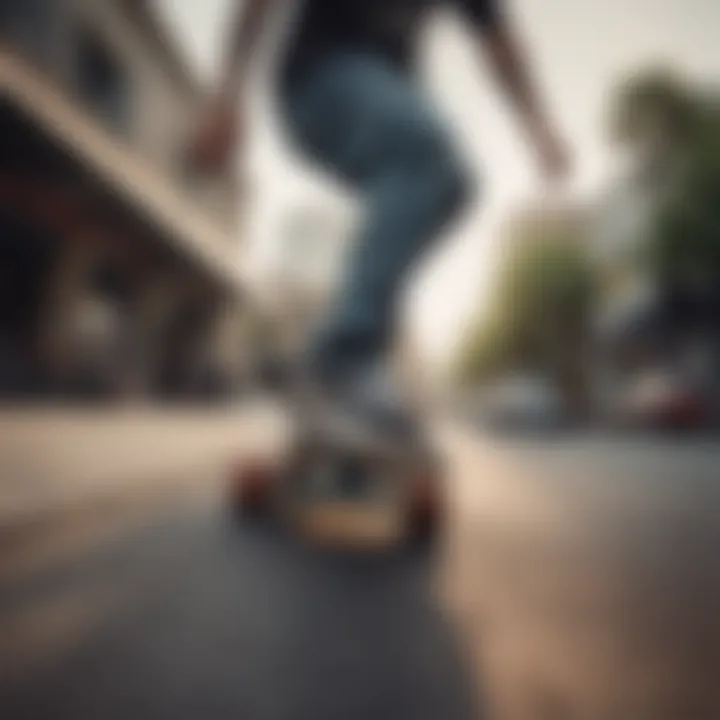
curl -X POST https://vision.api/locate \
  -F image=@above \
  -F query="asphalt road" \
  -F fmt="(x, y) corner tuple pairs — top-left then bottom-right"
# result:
(0, 505), (481, 720)
(2, 426), (720, 720)
(445, 429), (720, 719)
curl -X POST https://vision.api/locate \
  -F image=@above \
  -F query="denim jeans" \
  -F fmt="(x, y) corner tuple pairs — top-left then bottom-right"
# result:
(280, 51), (475, 380)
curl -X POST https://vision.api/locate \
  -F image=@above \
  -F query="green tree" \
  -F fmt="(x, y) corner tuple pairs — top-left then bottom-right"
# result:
(610, 67), (697, 162)
(455, 208), (597, 407)
(610, 67), (720, 298)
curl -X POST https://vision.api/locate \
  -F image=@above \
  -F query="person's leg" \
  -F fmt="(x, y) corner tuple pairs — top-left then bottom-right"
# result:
(281, 52), (475, 420)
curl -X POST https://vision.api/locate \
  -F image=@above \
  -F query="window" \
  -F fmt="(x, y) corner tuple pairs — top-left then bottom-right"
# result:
(75, 29), (131, 136)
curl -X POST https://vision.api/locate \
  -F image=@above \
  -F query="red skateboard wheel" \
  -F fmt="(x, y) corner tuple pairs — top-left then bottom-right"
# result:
(229, 458), (276, 516)
(407, 467), (444, 544)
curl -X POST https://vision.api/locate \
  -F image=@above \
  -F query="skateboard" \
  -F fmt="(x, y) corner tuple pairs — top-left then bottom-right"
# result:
(227, 406), (445, 550)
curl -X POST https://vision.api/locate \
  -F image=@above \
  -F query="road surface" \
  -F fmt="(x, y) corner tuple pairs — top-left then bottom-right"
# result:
(2, 422), (720, 720)
(444, 429), (720, 719)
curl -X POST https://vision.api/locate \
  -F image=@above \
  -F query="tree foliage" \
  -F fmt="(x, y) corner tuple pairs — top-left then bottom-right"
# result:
(455, 209), (597, 396)
(611, 67), (720, 299)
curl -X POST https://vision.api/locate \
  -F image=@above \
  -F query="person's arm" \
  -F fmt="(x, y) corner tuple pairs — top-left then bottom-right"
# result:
(189, 0), (280, 173)
(217, 0), (279, 98)
(460, 0), (571, 180)
(483, 23), (569, 177)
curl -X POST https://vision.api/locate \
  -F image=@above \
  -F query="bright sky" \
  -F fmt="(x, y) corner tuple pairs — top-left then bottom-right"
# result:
(155, 0), (720, 372)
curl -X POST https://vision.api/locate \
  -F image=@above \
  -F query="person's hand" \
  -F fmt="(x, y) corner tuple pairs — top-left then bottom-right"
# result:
(532, 122), (572, 184)
(187, 93), (242, 176)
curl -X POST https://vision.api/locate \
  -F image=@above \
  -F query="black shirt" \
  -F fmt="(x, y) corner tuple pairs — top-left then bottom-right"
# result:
(282, 0), (503, 81)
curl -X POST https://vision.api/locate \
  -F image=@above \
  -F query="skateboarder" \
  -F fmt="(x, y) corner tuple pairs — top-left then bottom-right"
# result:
(190, 0), (571, 440)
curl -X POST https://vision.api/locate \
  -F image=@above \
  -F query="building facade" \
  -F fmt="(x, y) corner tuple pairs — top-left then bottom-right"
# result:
(0, 0), (248, 400)
(263, 201), (355, 360)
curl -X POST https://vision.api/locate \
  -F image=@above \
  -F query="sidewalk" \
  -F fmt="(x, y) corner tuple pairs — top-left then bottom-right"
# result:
(0, 401), (289, 535)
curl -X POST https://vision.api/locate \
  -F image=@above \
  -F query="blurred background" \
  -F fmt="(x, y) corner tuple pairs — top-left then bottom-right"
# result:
(1, 1), (719, 719)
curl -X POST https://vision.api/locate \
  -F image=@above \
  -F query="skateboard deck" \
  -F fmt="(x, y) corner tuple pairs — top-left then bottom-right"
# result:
(227, 402), (444, 550)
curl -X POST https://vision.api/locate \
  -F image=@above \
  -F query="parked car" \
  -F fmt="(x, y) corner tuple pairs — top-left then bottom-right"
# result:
(619, 369), (712, 431)
(475, 376), (573, 434)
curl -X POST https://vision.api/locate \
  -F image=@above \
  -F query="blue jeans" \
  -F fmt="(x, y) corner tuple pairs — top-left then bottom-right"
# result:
(280, 52), (475, 380)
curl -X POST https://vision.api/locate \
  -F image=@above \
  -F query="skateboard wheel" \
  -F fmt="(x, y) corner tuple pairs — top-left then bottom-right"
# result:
(407, 467), (443, 546)
(229, 459), (275, 517)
